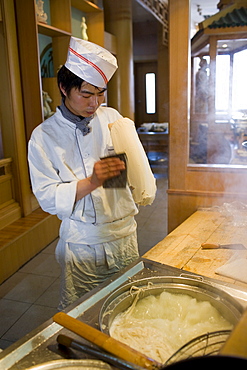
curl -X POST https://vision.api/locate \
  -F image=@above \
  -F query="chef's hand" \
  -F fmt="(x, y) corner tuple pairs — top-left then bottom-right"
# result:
(91, 157), (125, 187)
(75, 157), (125, 201)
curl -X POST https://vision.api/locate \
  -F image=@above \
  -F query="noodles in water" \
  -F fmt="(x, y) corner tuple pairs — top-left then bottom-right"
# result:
(110, 290), (232, 363)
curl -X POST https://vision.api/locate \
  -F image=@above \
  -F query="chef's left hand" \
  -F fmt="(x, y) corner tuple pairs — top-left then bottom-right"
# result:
(75, 157), (125, 202)
(91, 157), (125, 187)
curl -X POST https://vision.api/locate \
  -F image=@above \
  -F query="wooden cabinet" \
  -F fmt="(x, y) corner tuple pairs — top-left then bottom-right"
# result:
(14, 0), (104, 140)
(0, 0), (105, 283)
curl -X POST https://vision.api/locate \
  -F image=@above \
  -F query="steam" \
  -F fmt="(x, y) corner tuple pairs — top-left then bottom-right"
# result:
(214, 201), (247, 227)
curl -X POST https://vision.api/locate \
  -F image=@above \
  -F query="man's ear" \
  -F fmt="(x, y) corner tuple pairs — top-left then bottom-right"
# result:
(59, 83), (67, 97)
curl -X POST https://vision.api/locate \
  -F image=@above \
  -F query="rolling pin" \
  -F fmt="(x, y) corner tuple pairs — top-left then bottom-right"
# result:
(53, 312), (162, 370)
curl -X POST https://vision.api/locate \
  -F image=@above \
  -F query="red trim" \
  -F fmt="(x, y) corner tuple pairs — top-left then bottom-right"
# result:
(69, 47), (108, 84)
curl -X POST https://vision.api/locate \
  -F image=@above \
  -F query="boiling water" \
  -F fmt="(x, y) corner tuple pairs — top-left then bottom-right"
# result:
(110, 291), (232, 363)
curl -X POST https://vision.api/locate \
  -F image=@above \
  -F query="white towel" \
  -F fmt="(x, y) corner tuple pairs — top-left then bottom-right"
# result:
(216, 256), (247, 284)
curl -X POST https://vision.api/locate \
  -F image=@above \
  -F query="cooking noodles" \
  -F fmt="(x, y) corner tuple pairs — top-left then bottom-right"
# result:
(109, 290), (233, 363)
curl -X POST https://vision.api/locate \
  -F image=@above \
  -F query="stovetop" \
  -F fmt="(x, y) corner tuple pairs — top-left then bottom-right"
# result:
(1, 258), (247, 370)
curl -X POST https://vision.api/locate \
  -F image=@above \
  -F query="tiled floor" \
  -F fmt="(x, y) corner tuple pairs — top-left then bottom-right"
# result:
(0, 168), (168, 351)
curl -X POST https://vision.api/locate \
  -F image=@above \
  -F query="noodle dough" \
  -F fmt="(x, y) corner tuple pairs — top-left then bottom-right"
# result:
(109, 118), (156, 206)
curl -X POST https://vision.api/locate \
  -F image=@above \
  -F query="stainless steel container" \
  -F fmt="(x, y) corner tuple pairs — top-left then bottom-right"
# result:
(1, 260), (247, 370)
(99, 276), (243, 334)
(26, 359), (111, 370)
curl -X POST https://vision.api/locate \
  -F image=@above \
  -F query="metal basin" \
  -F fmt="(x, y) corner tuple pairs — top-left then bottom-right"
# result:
(99, 276), (243, 334)
(26, 360), (111, 370)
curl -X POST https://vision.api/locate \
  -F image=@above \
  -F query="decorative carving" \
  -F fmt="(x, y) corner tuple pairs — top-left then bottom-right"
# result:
(195, 58), (209, 113)
(35, 0), (48, 23)
(42, 90), (54, 119)
(81, 17), (88, 41)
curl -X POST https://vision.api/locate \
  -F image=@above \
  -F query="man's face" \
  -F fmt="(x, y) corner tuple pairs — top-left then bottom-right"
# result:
(62, 81), (106, 117)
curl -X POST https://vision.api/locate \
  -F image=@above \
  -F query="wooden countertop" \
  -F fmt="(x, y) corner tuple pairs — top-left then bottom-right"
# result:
(144, 209), (247, 289)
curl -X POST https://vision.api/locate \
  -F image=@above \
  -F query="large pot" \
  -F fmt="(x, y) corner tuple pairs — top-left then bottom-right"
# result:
(99, 276), (243, 335)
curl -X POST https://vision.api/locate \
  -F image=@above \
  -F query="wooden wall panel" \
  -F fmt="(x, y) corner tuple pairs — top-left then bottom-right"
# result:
(168, 0), (190, 192)
(0, 210), (61, 283)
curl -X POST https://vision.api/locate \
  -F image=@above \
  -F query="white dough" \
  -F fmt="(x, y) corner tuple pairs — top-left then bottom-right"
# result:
(109, 118), (157, 206)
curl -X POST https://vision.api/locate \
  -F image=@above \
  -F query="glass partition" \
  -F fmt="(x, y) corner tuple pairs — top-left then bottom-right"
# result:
(189, 37), (247, 165)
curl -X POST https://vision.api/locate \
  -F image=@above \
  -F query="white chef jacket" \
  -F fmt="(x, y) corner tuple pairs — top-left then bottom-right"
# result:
(28, 106), (138, 245)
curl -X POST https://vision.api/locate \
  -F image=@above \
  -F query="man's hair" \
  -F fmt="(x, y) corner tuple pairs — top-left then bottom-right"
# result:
(57, 65), (84, 98)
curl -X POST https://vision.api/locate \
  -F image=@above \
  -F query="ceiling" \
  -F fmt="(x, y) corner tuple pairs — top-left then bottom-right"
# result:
(191, 0), (219, 23)
(132, 0), (158, 23)
(191, 0), (219, 35)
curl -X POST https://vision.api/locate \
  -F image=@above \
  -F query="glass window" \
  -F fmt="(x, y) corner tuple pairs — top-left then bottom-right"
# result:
(145, 72), (156, 114)
(232, 49), (247, 113)
(215, 54), (230, 114)
(190, 37), (247, 165)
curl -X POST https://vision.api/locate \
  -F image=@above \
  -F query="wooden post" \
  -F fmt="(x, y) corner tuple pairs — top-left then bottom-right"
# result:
(104, 0), (135, 120)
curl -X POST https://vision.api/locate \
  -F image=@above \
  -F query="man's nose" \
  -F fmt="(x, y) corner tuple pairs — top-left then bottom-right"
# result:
(89, 95), (99, 106)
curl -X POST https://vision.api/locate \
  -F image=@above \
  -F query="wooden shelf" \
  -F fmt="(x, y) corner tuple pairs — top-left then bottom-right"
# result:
(71, 0), (103, 12)
(38, 22), (71, 37)
(14, 0), (104, 139)
(0, 208), (60, 283)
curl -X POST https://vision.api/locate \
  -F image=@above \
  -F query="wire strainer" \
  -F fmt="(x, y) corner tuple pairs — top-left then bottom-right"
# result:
(165, 330), (231, 366)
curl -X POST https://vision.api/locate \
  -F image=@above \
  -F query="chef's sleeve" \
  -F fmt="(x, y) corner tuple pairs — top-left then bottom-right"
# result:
(28, 140), (78, 219)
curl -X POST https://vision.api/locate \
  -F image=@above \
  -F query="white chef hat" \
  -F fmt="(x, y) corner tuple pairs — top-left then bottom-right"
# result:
(65, 37), (118, 88)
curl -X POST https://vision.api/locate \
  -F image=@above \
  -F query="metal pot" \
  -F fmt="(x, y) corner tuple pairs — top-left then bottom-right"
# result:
(26, 359), (112, 370)
(99, 276), (243, 335)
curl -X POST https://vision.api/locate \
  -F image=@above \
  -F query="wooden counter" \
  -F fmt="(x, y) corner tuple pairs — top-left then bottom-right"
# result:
(144, 208), (247, 289)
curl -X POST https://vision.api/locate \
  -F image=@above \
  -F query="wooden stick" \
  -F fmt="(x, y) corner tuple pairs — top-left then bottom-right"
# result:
(57, 334), (147, 370)
(53, 312), (162, 370)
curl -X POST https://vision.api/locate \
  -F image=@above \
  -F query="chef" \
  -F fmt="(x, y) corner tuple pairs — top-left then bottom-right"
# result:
(28, 37), (156, 310)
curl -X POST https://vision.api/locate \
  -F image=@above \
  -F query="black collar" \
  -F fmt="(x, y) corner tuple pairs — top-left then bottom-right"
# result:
(58, 99), (93, 136)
